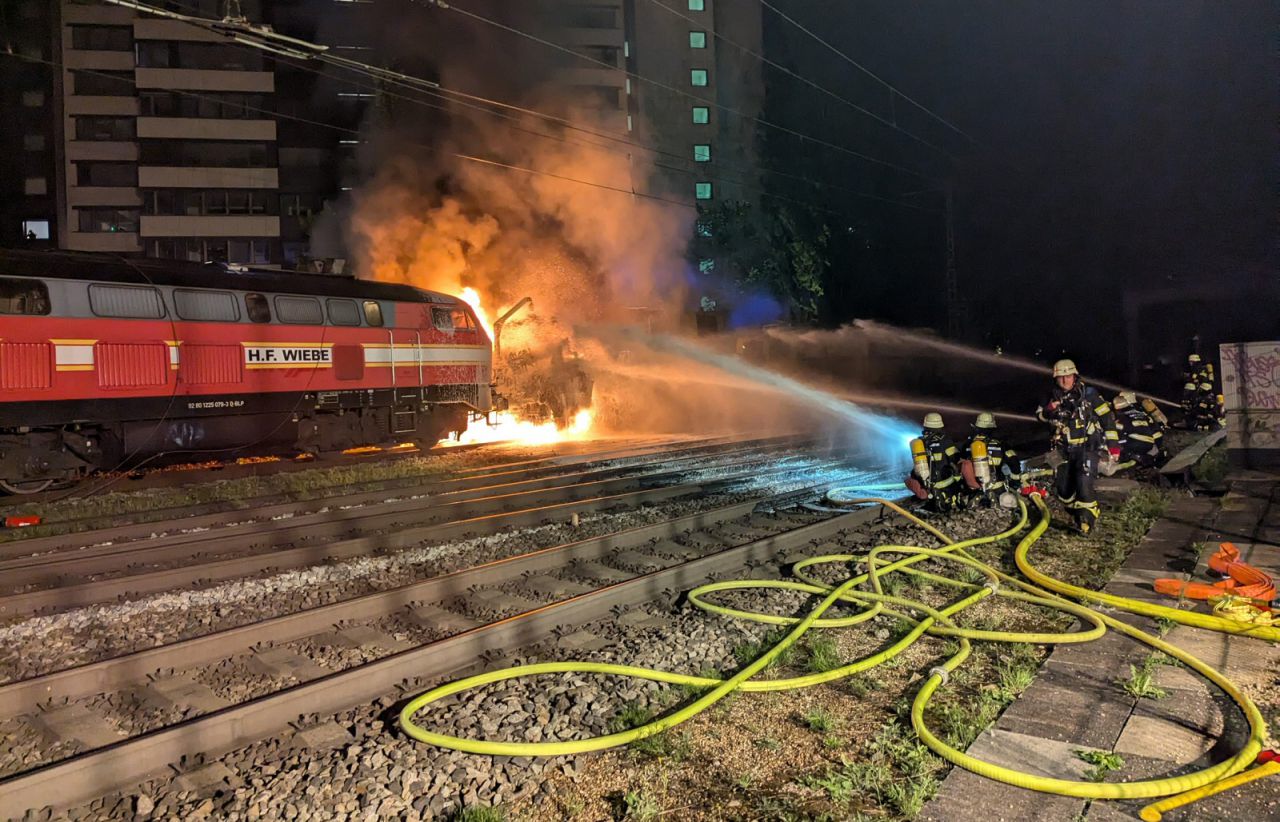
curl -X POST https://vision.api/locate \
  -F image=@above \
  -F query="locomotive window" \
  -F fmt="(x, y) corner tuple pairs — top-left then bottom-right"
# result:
(174, 289), (239, 322)
(431, 307), (453, 332)
(274, 295), (323, 325)
(88, 284), (165, 319)
(362, 300), (383, 327)
(245, 293), (271, 323)
(451, 309), (475, 331)
(326, 298), (360, 326)
(0, 278), (51, 315)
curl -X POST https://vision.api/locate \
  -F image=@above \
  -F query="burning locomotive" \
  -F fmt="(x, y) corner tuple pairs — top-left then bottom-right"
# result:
(0, 250), (500, 493)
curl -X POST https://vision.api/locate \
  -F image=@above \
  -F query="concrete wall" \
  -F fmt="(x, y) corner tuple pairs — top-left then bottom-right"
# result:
(1220, 340), (1280, 468)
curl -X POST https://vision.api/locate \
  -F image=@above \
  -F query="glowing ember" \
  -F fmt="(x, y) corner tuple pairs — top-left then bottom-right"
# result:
(459, 287), (495, 339)
(453, 407), (594, 447)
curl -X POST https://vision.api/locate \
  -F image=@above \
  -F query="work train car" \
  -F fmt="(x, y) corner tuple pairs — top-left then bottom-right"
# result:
(0, 250), (496, 493)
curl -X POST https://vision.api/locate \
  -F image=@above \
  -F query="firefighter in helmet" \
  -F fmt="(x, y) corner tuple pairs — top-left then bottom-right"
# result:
(962, 412), (1021, 501)
(1181, 354), (1219, 431)
(1112, 391), (1166, 468)
(1036, 359), (1120, 533)
(905, 413), (965, 513)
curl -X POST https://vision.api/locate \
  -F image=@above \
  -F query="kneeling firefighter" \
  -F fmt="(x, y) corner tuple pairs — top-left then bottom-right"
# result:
(1036, 359), (1119, 533)
(962, 412), (1021, 501)
(905, 413), (965, 513)
(1112, 391), (1166, 468)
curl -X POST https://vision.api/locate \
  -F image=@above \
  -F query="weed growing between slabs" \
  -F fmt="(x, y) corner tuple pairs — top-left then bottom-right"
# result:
(495, 488), (1171, 821)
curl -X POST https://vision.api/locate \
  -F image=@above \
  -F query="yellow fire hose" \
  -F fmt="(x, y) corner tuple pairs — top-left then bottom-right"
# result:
(399, 495), (1272, 816)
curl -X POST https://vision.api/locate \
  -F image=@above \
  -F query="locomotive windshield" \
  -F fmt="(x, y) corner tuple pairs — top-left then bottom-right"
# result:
(431, 306), (476, 334)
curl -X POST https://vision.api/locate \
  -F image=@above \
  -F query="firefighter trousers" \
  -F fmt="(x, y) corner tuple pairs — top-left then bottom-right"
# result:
(1055, 449), (1100, 531)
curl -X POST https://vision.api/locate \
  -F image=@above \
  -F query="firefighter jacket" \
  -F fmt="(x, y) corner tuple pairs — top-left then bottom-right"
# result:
(1115, 406), (1164, 455)
(1036, 382), (1119, 454)
(916, 431), (962, 492)
(967, 432), (1021, 484)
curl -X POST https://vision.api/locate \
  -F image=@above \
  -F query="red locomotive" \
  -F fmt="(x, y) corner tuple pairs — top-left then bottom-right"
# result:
(0, 250), (497, 493)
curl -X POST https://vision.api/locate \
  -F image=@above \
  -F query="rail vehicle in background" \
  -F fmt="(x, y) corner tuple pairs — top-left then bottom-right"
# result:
(0, 250), (499, 493)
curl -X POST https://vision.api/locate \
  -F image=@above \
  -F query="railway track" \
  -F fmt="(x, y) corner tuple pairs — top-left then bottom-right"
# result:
(0, 468), (902, 817)
(0, 437), (836, 620)
(0, 433), (762, 543)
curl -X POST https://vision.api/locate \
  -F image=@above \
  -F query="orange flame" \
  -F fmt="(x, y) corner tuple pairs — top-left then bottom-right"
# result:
(459, 287), (494, 339)
(453, 407), (594, 447)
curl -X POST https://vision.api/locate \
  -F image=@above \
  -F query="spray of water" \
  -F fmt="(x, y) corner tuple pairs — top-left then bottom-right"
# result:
(581, 326), (920, 471)
(850, 320), (1180, 408)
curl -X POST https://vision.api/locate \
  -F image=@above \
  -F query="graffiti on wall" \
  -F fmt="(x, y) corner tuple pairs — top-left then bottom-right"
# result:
(1220, 342), (1280, 412)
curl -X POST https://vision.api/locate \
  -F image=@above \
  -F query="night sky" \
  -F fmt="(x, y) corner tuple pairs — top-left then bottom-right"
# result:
(766, 1), (1277, 377)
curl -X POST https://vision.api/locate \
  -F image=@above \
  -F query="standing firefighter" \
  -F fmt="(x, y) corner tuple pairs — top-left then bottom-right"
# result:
(1181, 354), (1219, 431)
(1112, 392), (1167, 468)
(962, 412), (1021, 501)
(905, 413), (964, 513)
(1036, 360), (1120, 533)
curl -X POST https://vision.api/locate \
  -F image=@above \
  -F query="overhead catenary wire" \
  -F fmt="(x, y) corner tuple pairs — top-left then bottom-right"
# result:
(758, 0), (977, 145)
(639, 0), (956, 158)
(405, 0), (938, 182)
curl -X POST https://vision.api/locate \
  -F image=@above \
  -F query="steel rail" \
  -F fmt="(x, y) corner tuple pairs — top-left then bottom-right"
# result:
(0, 500), (889, 816)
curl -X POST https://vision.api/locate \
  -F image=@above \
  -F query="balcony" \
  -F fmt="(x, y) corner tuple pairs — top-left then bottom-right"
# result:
(63, 5), (133, 25)
(67, 141), (138, 162)
(63, 231), (141, 254)
(65, 96), (138, 117)
(135, 68), (273, 94)
(140, 215), (280, 238)
(65, 51), (136, 72)
(68, 187), (143, 208)
(136, 117), (276, 141)
(137, 167), (278, 189)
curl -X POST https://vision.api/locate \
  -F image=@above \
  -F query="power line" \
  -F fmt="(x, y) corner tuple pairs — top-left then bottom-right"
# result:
(408, 0), (937, 182)
(758, 0), (976, 145)
(102, 0), (938, 212)
(639, 0), (954, 157)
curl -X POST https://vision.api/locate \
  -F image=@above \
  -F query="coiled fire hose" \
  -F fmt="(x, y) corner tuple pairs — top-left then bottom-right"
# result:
(399, 496), (1271, 816)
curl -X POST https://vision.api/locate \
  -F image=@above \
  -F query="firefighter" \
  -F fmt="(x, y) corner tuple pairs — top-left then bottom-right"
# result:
(1112, 392), (1166, 468)
(905, 413), (965, 513)
(962, 412), (1021, 500)
(1036, 359), (1120, 534)
(1182, 354), (1218, 430)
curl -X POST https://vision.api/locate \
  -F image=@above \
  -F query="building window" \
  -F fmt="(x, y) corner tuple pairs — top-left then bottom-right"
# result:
(71, 71), (135, 97)
(695, 182), (713, 200)
(567, 5), (618, 28)
(577, 45), (619, 66)
(21, 90), (44, 107)
(691, 69), (708, 87)
(75, 117), (136, 142)
(692, 106), (709, 124)
(140, 91), (265, 119)
(77, 208), (139, 233)
(690, 31), (707, 48)
(689, 0), (705, 10)
(693, 144), (711, 162)
(22, 219), (50, 240)
(24, 177), (47, 196)
(695, 220), (712, 238)
(142, 141), (271, 168)
(698, 259), (715, 273)
(23, 134), (45, 151)
(76, 162), (137, 187)
(626, 114), (633, 131)
(70, 25), (133, 51)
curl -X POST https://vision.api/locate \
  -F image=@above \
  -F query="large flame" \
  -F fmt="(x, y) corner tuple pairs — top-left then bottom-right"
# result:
(454, 407), (593, 447)
(459, 287), (494, 339)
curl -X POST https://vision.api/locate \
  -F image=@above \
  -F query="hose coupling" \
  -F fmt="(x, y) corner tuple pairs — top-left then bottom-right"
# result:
(983, 580), (1000, 594)
(928, 666), (951, 685)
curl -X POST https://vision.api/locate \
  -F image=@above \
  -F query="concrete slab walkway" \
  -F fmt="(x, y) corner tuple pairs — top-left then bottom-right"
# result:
(920, 471), (1280, 821)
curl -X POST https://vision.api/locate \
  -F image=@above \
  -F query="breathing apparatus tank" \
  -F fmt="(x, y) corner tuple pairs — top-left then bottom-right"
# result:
(910, 438), (930, 484)
(971, 438), (991, 489)
(1141, 397), (1170, 428)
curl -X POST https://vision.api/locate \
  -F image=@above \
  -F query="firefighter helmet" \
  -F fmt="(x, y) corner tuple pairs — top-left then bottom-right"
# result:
(923, 412), (945, 430)
(975, 412), (997, 429)
(1052, 359), (1078, 378)
(1188, 353), (1202, 364)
